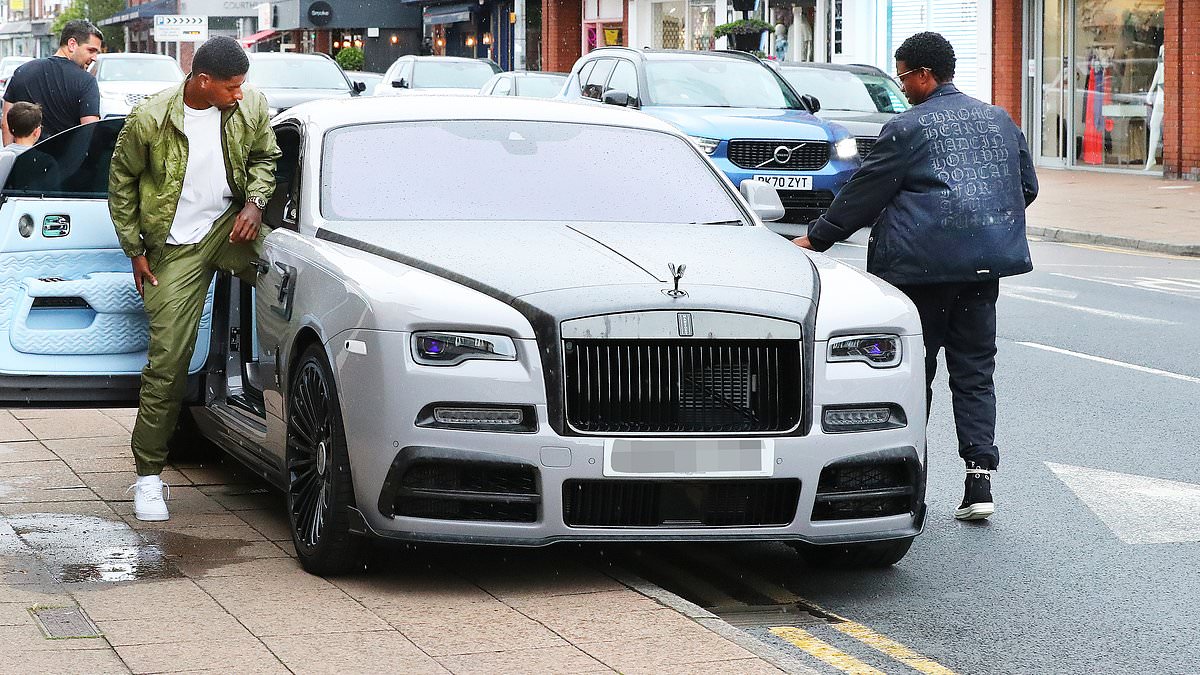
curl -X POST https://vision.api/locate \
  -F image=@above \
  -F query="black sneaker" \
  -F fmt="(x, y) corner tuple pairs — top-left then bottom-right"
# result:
(953, 462), (994, 521)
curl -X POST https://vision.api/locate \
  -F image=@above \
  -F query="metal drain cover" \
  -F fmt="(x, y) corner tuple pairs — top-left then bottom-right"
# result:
(30, 606), (102, 639)
(713, 604), (827, 629)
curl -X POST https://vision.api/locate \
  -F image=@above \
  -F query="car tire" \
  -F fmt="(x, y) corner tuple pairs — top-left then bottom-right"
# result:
(286, 343), (366, 576)
(166, 407), (222, 463)
(791, 537), (914, 569)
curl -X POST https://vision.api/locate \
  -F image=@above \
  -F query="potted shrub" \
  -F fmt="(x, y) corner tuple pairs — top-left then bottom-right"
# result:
(335, 46), (365, 72)
(713, 18), (771, 52)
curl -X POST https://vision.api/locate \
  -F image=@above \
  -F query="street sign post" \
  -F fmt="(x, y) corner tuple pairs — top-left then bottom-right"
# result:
(154, 15), (209, 42)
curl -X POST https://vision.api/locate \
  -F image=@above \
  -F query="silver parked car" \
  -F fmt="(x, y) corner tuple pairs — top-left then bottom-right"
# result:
(245, 52), (364, 116)
(0, 55), (32, 98)
(0, 97), (926, 575)
(374, 55), (501, 96)
(89, 53), (185, 118)
(479, 71), (568, 98)
(772, 61), (910, 157)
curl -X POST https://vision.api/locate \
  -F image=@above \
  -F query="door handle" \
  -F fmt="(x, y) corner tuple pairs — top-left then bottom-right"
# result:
(274, 263), (292, 304)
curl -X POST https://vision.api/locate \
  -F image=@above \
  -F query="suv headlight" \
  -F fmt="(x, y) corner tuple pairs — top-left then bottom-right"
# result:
(827, 334), (901, 368)
(411, 331), (518, 366)
(834, 137), (859, 160)
(689, 136), (720, 155)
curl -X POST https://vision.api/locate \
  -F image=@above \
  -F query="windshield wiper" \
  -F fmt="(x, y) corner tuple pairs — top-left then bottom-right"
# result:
(690, 219), (745, 226)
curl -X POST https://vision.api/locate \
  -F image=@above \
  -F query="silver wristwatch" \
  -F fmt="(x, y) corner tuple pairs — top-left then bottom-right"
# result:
(247, 196), (268, 210)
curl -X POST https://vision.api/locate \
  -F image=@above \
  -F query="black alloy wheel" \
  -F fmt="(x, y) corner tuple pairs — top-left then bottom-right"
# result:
(286, 343), (365, 575)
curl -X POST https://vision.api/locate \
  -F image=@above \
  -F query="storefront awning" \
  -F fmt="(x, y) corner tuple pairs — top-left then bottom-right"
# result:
(423, 3), (473, 25)
(0, 20), (32, 37)
(240, 29), (278, 47)
(98, 0), (175, 26)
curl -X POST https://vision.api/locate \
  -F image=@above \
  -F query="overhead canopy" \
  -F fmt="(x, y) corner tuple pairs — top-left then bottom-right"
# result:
(422, 3), (472, 25)
(98, 0), (175, 26)
(240, 29), (278, 47)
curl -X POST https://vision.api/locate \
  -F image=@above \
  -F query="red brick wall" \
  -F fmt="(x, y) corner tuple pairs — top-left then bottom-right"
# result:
(1163, 0), (1200, 179)
(542, 0), (582, 73)
(991, 0), (1022, 126)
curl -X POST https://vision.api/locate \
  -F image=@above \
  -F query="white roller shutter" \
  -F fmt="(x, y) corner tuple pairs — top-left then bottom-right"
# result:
(888, 0), (986, 101)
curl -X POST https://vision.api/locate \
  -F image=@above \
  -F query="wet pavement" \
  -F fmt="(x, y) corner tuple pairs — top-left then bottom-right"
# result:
(0, 407), (788, 674)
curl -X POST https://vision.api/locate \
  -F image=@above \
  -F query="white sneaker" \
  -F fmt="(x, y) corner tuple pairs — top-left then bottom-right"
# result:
(128, 475), (170, 521)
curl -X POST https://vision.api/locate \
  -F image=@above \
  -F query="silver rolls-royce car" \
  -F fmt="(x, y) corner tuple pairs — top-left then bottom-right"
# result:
(0, 97), (925, 576)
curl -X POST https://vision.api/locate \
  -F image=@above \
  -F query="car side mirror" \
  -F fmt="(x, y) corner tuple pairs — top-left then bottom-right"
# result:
(602, 89), (632, 107)
(800, 94), (821, 113)
(392, 78), (408, 89)
(738, 179), (786, 222)
(353, 80), (367, 93)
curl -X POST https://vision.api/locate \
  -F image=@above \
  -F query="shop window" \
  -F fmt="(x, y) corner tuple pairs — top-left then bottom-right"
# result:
(651, 0), (715, 51)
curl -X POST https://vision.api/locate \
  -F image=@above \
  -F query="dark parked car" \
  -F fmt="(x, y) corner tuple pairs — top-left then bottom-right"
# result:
(772, 62), (909, 158)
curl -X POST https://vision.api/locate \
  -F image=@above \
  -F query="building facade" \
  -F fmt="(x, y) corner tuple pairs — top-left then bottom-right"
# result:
(994, 0), (1197, 179)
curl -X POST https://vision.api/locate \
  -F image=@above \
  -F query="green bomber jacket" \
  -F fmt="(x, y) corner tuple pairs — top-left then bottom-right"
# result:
(108, 80), (281, 258)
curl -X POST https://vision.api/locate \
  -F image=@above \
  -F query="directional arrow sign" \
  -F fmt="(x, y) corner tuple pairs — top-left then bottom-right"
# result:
(1046, 462), (1200, 544)
(154, 15), (209, 42)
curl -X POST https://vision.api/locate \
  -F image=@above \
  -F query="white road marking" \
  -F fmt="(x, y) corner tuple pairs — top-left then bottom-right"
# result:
(1000, 291), (1180, 325)
(1004, 283), (1078, 299)
(1048, 272), (1200, 299)
(1015, 342), (1200, 384)
(1045, 462), (1200, 544)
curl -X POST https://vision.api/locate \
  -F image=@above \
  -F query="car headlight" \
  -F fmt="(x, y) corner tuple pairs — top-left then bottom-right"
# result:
(100, 90), (124, 100)
(827, 334), (901, 368)
(411, 331), (518, 366)
(834, 137), (859, 160)
(689, 136), (720, 155)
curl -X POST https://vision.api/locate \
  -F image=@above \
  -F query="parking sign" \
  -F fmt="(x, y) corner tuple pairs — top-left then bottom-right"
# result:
(154, 15), (209, 42)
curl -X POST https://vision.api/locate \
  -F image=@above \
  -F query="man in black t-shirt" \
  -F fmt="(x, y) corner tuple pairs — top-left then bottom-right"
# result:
(2, 20), (102, 144)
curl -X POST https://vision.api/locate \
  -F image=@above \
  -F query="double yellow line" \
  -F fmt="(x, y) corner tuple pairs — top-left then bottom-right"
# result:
(770, 617), (956, 675)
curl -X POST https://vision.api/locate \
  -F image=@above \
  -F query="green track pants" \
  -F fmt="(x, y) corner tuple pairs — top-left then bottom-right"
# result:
(131, 213), (264, 476)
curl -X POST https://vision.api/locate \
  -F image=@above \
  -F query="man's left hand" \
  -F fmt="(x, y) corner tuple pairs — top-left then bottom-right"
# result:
(230, 203), (262, 243)
(792, 235), (816, 250)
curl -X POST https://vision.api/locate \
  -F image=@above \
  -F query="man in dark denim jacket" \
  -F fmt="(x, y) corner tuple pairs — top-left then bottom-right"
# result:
(795, 32), (1039, 522)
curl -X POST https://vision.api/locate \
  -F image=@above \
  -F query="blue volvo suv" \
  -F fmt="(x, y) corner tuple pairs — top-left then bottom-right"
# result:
(558, 48), (859, 226)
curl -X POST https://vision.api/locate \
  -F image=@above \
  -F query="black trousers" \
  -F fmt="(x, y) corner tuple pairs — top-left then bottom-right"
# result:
(894, 280), (1000, 470)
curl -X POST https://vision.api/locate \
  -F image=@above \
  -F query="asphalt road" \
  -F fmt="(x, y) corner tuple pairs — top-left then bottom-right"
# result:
(602, 233), (1200, 674)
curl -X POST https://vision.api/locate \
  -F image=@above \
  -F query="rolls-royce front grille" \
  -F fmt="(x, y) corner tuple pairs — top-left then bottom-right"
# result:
(562, 339), (802, 434)
(727, 140), (830, 170)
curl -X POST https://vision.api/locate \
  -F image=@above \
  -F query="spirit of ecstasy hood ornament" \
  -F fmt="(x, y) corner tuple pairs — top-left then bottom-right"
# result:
(665, 263), (687, 298)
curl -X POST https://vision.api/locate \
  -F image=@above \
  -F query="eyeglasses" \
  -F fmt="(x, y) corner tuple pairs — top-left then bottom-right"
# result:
(895, 66), (929, 83)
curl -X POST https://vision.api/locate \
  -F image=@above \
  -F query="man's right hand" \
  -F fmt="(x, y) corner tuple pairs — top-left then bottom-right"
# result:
(132, 255), (158, 297)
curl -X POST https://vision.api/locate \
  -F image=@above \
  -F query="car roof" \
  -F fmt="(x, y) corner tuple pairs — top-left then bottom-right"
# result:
(95, 53), (176, 60)
(280, 95), (683, 136)
(248, 52), (334, 61)
(582, 47), (763, 64)
(776, 61), (888, 76)
(407, 55), (496, 63)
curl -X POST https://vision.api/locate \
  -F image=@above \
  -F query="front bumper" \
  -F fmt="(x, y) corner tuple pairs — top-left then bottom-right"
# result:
(711, 154), (858, 224)
(331, 330), (927, 547)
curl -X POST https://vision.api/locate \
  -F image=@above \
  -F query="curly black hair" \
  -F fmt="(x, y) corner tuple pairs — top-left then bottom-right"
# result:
(894, 31), (956, 82)
(192, 36), (249, 80)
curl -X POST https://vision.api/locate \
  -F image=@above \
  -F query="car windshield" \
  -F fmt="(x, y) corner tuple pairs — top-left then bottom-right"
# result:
(98, 58), (183, 83)
(413, 61), (501, 89)
(248, 58), (348, 90)
(780, 67), (909, 114)
(1, 59), (30, 78)
(322, 120), (744, 224)
(518, 75), (566, 98)
(644, 59), (800, 108)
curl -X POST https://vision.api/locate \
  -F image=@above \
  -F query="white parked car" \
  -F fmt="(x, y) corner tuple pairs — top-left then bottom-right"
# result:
(0, 56), (33, 98)
(0, 96), (926, 576)
(89, 53), (183, 118)
(374, 55), (501, 96)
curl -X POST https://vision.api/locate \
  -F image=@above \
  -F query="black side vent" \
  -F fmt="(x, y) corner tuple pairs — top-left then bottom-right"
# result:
(389, 459), (540, 523)
(31, 297), (91, 310)
(563, 479), (800, 528)
(812, 459), (917, 521)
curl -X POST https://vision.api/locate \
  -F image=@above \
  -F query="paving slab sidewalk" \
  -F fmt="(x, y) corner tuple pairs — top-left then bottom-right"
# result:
(1027, 169), (1200, 256)
(0, 408), (792, 674)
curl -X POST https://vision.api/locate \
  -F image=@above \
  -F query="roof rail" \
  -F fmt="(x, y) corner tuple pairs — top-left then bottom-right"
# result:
(709, 49), (763, 63)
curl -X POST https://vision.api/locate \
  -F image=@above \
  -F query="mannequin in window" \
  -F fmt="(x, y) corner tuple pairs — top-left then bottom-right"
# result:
(1144, 45), (1164, 171)
(773, 24), (788, 61)
(794, 11), (812, 61)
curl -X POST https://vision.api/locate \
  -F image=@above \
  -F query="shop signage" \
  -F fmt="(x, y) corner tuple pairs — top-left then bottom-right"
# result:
(307, 1), (334, 26)
(153, 15), (209, 42)
(180, 0), (262, 18)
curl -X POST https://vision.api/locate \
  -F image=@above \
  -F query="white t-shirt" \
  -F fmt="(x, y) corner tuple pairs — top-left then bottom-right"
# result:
(167, 104), (233, 245)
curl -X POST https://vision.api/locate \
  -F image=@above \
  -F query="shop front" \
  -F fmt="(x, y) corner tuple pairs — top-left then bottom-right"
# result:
(1026, 0), (1165, 173)
(628, 0), (721, 52)
(270, 0), (422, 73)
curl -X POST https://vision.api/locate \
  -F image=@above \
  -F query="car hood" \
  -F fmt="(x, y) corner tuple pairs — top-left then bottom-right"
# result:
(257, 88), (353, 109)
(643, 106), (836, 141)
(97, 81), (178, 97)
(815, 110), (892, 137)
(317, 220), (818, 304)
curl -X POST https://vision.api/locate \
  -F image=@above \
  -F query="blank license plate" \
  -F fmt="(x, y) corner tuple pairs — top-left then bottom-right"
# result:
(604, 439), (773, 477)
(755, 175), (813, 190)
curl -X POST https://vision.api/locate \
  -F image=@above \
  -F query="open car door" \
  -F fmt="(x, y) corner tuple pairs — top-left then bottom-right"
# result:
(0, 119), (213, 403)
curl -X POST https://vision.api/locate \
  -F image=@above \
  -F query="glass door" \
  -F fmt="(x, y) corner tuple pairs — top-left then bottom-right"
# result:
(1034, 0), (1069, 166)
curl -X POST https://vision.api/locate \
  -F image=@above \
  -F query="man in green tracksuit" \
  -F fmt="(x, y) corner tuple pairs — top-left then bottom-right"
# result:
(109, 36), (280, 521)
